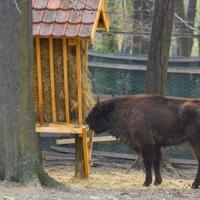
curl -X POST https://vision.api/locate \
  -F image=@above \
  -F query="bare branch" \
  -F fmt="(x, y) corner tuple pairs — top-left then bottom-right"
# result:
(13, 0), (22, 14)
(175, 13), (200, 34)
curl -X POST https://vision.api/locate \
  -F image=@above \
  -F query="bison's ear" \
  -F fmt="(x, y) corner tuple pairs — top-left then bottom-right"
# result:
(104, 101), (114, 113)
(97, 96), (100, 104)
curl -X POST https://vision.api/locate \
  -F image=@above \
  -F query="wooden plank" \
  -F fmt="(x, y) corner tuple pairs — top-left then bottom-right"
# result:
(62, 38), (70, 123)
(35, 123), (85, 134)
(52, 146), (137, 160)
(51, 146), (198, 166)
(56, 135), (118, 145)
(82, 126), (89, 177)
(89, 61), (200, 74)
(68, 38), (77, 46)
(76, 39), (83, 124)
(88, 50), (200, 62)
(35, 37), (44, 123)
(49, 37), (57, 122)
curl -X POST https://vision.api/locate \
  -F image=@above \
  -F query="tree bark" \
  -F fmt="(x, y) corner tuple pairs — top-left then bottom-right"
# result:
(0, 0), (61, 187)
(146, 0), (176, 94)
(133, 0), (176, 171)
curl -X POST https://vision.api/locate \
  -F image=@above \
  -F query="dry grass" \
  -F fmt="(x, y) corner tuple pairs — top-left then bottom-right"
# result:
(46, 165), (193, 191)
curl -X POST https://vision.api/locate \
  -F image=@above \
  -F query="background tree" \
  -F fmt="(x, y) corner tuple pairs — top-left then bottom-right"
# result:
(133, 0), (176, 170)
(0, 0), (61, 187)
(146, 0), (176, 94)
(175, 0), (197, 56)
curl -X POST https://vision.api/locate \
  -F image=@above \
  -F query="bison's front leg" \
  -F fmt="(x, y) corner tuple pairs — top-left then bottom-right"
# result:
(142, 145), (154, 186)
(192, 163), (200, 189)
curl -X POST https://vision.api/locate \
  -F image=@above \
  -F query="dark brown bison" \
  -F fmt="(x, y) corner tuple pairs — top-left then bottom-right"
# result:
(86, 94), (200, 188)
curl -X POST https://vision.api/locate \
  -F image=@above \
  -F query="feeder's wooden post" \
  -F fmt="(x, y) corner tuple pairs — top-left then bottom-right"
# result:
(49, 37), (57, 122)
(35, 37), (44, 123)
(75, 134), (84, 178)
(75, 39), (85, 178)
(76, 39), (83, 124)
(62, 38), (70, 123)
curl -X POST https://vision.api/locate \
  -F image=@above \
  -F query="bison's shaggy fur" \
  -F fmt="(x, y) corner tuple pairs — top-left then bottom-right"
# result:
(86, 94), (200, 188)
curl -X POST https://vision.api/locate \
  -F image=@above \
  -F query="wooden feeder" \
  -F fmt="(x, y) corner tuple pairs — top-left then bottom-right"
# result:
(32, 0), (109, 177)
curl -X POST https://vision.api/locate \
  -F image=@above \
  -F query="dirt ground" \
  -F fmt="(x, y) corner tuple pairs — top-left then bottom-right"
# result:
(0, 151), (200, 200)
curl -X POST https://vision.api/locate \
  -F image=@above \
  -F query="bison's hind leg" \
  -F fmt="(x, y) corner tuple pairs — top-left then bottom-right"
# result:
(190, 143), (200, 189)
(153, 146), (162, 185)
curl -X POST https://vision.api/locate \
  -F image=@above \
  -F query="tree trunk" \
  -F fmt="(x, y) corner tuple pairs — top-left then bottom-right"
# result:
(146, 0), (176, 94)
(133, 0), (176, 171)
(0, 0), (61, 187)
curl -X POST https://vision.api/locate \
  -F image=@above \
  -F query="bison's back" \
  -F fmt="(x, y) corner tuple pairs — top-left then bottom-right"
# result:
(112, 95), (186, 146)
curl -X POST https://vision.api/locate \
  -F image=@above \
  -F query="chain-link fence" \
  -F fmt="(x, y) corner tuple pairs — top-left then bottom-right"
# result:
(89, 51), (200, 98)
(88, 51), (200, 159)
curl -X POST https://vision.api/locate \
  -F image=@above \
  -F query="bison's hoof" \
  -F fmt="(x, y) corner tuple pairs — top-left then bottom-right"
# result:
(143, 182), (151, 187)
(191, 183), (199, 189)
(154, 178), (162, 185)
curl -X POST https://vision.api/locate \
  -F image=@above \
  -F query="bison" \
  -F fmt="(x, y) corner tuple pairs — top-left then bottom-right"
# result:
(86, 94), (200, 188)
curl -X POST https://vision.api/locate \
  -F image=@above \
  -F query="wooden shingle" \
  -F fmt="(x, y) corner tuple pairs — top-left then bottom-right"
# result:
(32, 0), (109, 38)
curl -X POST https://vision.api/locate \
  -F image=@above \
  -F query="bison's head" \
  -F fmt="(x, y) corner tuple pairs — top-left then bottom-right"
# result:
(86, 99), (114, 134)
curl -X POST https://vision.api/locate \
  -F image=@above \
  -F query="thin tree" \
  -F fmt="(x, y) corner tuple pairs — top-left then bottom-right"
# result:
(0, 0), (61, 187)
(176, 0), (197, 56)
(146, 0), (176, 94)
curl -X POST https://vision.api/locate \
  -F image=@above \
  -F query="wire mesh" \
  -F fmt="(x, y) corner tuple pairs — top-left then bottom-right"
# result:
(88, 52), (200, 159)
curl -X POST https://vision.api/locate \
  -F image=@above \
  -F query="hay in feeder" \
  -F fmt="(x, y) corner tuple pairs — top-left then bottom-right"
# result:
(33, 38), (95, 123)
(54, 39), (66, 122)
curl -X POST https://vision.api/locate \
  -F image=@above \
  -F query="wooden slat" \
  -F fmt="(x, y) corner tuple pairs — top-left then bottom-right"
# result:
(35, 123), (85, 134)
(35, 37), (44, 123)
(49, 37), (57, 122)
(62, 38), (70, 123)
(90, 0), (103, 40)
(76, 39), (83, 124)
(56, 135), (118, 145)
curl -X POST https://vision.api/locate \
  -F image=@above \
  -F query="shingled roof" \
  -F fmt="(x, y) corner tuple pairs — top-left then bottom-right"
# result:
(32, 0), (109, 39)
